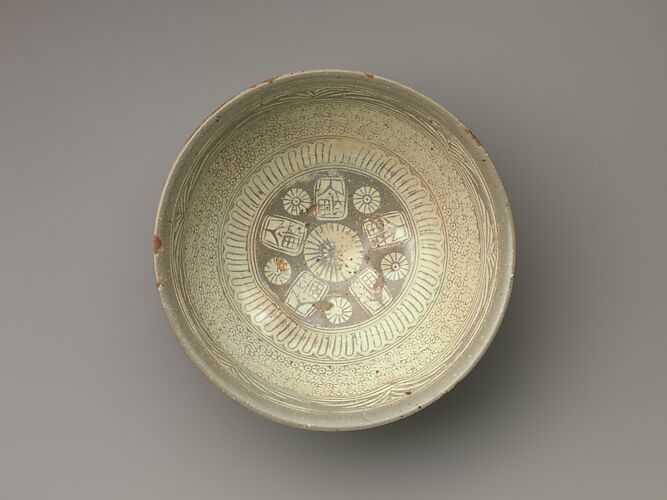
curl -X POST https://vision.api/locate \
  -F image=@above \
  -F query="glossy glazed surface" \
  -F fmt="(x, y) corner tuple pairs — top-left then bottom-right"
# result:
(154, 70), (514, 430)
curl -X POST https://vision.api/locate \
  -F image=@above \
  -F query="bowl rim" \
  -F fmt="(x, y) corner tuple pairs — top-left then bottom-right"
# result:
(154, 69), (515, 431)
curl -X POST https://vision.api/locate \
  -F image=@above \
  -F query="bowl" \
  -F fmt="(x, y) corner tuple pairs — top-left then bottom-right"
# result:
(154, 70), (515, 430)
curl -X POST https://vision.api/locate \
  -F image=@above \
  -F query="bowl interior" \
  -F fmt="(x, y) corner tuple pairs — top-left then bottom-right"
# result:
(154, 71), (514, 430)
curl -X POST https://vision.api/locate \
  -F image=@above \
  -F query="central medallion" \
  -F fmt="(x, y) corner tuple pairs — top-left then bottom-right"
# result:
(250, 165), (418, 330)
(304, 223), (364, 282)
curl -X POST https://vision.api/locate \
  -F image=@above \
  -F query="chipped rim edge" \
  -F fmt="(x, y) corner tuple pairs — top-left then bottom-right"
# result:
(153, 69), (516, 431)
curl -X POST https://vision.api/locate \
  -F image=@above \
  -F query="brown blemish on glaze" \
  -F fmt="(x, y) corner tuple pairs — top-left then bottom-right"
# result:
(372, 274), (385, 293)
(153, 235), (162, 255)
(156, 281), (161, 289)
(313, 300), (333, 311)
(275, 257), (289, 272)
(365, 73), (374, 80)
(465, 128), (482, 147)
(305, 203), (321, 216)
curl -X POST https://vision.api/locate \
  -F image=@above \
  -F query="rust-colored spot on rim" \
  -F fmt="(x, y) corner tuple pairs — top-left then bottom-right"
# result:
(365, 73), (374, 80)
(153, 235), (162, 255)
(249, 75), (279, 89)
(465, 128), (482, 147)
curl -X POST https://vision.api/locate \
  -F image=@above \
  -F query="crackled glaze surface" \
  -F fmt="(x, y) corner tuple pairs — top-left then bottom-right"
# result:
(154, 71), (515, 430)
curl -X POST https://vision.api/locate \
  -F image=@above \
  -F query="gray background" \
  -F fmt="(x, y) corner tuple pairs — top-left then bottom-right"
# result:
(1, 1), (665, 498)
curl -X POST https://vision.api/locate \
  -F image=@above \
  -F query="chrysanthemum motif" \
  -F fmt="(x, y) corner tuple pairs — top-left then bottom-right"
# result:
(381, 252), (409, 281)
(282, 187), (311, 216)
(304, 223), (364, 282)
(353, 186), (381, 214)
(264, 256), (292, 285)
(324, 297), (353, 324)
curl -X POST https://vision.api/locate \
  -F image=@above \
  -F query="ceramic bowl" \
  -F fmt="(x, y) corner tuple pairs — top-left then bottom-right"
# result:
(154, 70), (515, 430)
